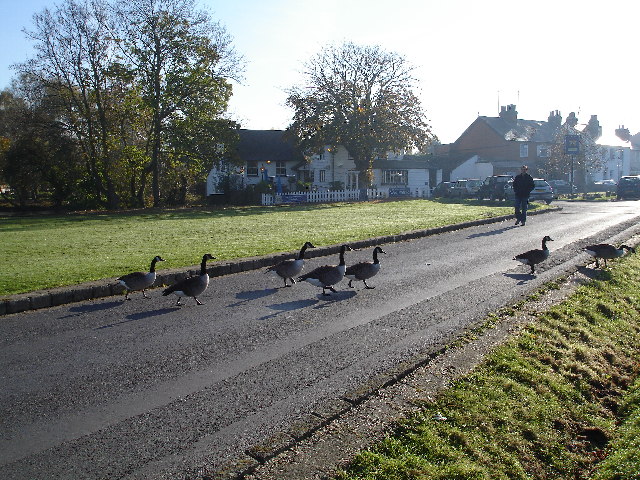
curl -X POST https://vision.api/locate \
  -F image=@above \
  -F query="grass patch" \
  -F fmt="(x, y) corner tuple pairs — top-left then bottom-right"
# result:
(592, 377), (640, 479)
(0, 199), (517, 296)
(335, 255), (640, 480)
(557, 193), (615, 202)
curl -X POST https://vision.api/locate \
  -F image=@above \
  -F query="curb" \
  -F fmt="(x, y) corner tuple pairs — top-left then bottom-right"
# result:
(0, 208), (559, 317)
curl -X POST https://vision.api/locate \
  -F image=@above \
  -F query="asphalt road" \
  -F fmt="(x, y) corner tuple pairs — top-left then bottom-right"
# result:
(1, 200), (640, 480)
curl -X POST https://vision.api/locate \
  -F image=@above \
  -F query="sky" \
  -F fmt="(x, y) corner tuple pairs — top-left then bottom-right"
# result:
(1, 0), (638, 145)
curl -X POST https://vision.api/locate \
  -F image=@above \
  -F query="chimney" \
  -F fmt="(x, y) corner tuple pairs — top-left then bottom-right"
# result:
(616, 125), (631, 142)
(585, 115), (602, 140)
(547, 110), (562, 128)
(565, 112), (578, 128)
(499, 104), (518, 123)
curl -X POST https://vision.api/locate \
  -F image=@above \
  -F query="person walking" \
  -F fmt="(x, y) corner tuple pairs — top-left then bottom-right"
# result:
(513, 165), (535, 226)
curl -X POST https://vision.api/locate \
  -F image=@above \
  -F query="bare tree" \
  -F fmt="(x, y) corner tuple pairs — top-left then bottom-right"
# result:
(287, 42), (436, 186)
(540, 114), (603, 191)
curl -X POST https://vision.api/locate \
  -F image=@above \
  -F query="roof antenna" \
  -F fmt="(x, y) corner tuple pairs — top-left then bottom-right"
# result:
(497, 90), (500, 113)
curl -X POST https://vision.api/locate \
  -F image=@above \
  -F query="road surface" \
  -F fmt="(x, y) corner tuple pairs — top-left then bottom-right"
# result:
(1, 200), (639, 479)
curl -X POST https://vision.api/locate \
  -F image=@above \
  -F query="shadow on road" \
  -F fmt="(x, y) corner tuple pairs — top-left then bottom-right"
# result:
(312, 289), (357, 307)
(59, 300), (123, 319)
(259, 298), (319, 320)
(467, 225), (519, 239)
(229, 288), (278, 307)
(503, 272), (534, 285)
(95, 307), (180, 329)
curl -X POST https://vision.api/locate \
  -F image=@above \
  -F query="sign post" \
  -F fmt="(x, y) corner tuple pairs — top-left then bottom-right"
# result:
(565, 135), (580, 196)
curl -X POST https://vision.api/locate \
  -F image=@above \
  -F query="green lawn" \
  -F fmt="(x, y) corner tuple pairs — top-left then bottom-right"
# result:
(0, 199), (518, 296)
(335, 254), (640, 480)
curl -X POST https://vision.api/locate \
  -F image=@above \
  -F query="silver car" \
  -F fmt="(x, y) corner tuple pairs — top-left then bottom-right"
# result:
(504, 178), (554, 204)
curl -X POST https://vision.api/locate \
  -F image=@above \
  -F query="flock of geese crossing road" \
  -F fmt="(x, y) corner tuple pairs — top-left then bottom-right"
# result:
(116, 238), (636, 305)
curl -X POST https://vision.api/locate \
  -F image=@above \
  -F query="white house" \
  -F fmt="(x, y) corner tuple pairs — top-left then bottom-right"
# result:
(588, 129), (640, 182)
(449, 155), (494, 182)
(296, 145), (360, 190)
(372, 153), (493, 196)
(206, 129), (497, 200)
(590, 145), (630, 183)
(206, 129), (304, 195)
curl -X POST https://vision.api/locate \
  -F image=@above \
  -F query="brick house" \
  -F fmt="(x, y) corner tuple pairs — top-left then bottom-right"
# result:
(435, 104), (602, 177)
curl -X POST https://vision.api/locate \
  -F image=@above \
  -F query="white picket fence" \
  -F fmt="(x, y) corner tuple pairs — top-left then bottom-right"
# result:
(261, 186), (433, 205)
(261, 189), (387, 206)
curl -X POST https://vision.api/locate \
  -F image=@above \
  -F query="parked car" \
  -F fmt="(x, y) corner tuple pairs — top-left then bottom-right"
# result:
(504, 178), (554, 204)
(475, 175), (513, 201)
(450, 179), (482, 198)
(591, 179), (617, 193)
(616, 176), (640, 200)
(547, 180), (577, 195)
(431, 181), (455, 198)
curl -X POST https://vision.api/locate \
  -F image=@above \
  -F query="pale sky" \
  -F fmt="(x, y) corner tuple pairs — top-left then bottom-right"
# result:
(1, 0), (638, 145)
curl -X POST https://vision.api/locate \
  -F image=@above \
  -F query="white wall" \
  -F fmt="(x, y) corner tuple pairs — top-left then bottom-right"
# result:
(303, 145), (356, 189)
(450, 155), (493, 181)
(206, 162), (225, 195)
(407, 169), (429, 190)
(590, 146), (630, 182)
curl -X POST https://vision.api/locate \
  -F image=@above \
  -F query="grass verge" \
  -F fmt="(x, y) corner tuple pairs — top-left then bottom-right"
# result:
(0, 199), (519, 296)
(335, 255), (640, 480)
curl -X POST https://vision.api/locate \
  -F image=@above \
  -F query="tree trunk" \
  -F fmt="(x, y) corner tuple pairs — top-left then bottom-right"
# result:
(151, 118), (162, 207)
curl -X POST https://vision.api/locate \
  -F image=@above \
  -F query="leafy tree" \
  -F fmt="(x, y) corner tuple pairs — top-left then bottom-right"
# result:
(0, 90), (26, 189)
(114, 0), (243, 206)
(19, 0), (127, 209)
(13, 0), (242, 209)
(286, 42), (436, 186)
(0, 87), (83, 208)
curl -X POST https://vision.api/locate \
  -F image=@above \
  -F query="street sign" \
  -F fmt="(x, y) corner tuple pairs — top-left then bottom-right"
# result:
(565, 135), (580, 155)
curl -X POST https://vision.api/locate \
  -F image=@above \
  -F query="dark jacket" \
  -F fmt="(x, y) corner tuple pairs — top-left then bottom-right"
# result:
(513, 173), (535, 198)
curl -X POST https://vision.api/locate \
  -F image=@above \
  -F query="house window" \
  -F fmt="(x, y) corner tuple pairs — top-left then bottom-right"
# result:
(246, 161), (258, 177)
(276, 161), (286, 177)
(537, 144), (549, 158)
(299, 169), (314, 182)
(520, 144), (529, 158)
(319, 170), (326, 182)
(382, 170), (408, 185)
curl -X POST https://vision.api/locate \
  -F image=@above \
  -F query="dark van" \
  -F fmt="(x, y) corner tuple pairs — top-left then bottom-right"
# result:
(476, 175), (513, 201)
(616, 176), (640, 200)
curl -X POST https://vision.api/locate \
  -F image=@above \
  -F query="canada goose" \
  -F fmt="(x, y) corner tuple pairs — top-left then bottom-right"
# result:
(162, 253), (215, 305)
(298, 244), (353, 295)
(584, 243), (636, 268)
(118, 255), (165, 300)
(345, 246), (386, 289)
(266, 241), (315, 287)
(514, 236), (553, 274)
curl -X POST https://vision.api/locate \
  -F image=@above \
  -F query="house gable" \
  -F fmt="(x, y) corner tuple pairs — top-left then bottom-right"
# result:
(452, 118), (506, 156)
